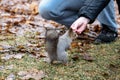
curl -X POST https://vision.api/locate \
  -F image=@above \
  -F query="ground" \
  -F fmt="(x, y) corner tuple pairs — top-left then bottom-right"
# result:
(0, 0), (120, 80)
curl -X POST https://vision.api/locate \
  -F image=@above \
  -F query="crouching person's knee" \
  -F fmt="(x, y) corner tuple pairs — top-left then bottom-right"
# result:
(38, 3), (62, 20)
(38, 3), (51, 19)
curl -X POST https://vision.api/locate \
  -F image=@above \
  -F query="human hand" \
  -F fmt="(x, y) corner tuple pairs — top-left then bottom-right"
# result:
(70, 17), (90, 34)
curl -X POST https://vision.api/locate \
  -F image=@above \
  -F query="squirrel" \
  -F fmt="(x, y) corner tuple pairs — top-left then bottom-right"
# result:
(45, 28), (77, 64)
(45, 28), (59, 64)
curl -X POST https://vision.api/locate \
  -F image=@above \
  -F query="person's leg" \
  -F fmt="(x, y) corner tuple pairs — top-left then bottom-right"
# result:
(97, 0), (117, 32)
(95, 0), (118, 44)
(38, 0), (84, 27)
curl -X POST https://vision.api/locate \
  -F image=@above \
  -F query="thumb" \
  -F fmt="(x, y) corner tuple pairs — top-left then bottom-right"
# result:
(76, 23), (87, 34)
(70, 23), (78, 32)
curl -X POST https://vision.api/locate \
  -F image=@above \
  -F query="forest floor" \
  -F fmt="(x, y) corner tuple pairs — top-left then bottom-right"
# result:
(0, 0), (120, 80)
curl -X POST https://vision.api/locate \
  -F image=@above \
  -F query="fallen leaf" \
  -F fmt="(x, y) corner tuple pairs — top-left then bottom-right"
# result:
(6, 73), (15, 80)
(71, 42), (78, 48)
(49, 21), (60, 27)
(72, 54), (80, 61)
(18, 69), (46, 80)
(1, 53), (25, 60)
(13, 53), (25, 59)
(0, 66), (5, 70)
(2, 45), (12, 49)
(6, 65), (14, 70)
(1, 54), (13, 60)
(0, 47), (4, 50)
(82, 53), (95, 62)
(17, 45), (26, 49)
(30, 1), (39, 15)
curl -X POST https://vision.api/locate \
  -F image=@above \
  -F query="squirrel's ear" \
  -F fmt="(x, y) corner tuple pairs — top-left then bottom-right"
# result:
(68, 28), (77, 38)
(69, 28), (73, 33)
(45, 27), (50, 31)
(68, 28), (73, 37)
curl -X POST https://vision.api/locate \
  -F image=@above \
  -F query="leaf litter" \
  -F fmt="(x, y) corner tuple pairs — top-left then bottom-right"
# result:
(1, 53), (25, 60)
(0, 0), (120, 79)
(17, 69), (46, 80)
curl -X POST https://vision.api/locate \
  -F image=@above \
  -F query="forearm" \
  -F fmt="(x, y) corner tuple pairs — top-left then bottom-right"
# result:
(78, 0), (110, 23)
(116, 0), (120, 14)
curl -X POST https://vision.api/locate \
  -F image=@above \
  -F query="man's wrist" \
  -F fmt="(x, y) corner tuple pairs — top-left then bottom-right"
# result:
(80, 17), (90, 23)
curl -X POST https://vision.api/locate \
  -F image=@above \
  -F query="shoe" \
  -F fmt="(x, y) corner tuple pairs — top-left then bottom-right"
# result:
(94, 26), (118, 44)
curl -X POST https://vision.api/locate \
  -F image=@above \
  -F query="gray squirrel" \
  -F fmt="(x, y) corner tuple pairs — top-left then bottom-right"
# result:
(45, 28), (76, 64)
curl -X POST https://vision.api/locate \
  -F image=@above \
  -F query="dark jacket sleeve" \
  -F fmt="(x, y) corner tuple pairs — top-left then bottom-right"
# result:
(78, 0), (110, 23)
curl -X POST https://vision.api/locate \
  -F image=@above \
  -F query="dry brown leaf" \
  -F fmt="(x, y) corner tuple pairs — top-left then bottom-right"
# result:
(0, 46), (4, 50)
(71, 42), (79, 48)
(72, 54), (80, 61)
(49, 21), (61, 27)
(18, 69), (46, 80)
(30, 1), (39, 15)
(82, 53), (94, 62)
(17, 45), (25, 49)
(0, 77), (5, 80)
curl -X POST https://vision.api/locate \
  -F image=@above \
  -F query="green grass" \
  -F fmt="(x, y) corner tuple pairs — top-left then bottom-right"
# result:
(0, 37), (120, 80)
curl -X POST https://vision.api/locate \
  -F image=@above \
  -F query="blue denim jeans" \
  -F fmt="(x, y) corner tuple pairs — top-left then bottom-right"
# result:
(39, 0), (117, 32)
